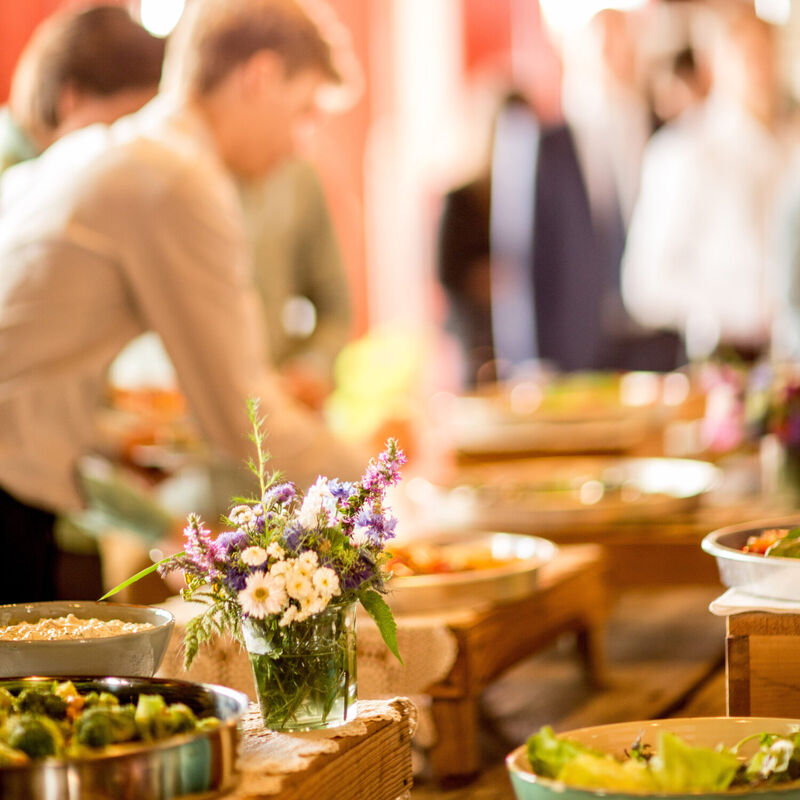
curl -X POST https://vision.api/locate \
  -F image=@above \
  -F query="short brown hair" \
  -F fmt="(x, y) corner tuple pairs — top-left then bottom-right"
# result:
(10, 5), (165, 139)
(164, 0), (342, 99)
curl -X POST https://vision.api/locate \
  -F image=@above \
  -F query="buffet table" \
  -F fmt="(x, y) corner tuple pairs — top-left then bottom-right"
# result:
(229, 698), (415, 800)
(158, 544), (609, 783)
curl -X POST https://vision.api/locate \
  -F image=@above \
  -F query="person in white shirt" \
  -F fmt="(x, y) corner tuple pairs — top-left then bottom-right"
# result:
(0, 0), (364, 603)
(621, 6), (787, 362)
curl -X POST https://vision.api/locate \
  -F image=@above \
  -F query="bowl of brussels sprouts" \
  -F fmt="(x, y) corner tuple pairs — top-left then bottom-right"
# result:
(0, 601), (174, 678)
(0, 675), (248, 799)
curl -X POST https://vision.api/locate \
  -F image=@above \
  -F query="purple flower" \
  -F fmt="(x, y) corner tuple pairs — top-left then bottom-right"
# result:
(162, 514), (223, 581)
(216, 529), (248, 555)
(223, 565), (249, 593)
(341, 558), (377, 592)
(263, 483), (296, 507)
(352, 507), (397, 547)
(283, 522), (306, 552)
(329, 480), (357, 502)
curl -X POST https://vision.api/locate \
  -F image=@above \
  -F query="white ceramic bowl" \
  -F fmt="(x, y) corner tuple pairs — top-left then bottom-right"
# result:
(701, 516), (800, 602)
(507, 717), (800, 800)
(0, 601), (174, 678)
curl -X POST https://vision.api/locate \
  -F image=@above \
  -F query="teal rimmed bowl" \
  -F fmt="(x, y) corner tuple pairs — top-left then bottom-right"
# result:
(507, 718), (800, 800)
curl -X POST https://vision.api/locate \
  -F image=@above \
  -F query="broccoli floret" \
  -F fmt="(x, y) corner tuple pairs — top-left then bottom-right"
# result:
(5, 714), (63, 759)
(74, 711), (113, 748)
(15, 689), (67, 720)
(0, 739), (29, 766)
(166, 703), (197, 734)
(75, 705), (138, 748)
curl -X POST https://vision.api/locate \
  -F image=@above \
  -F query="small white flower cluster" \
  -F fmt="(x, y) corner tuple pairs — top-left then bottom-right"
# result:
(229, 504), (262, 532)
(237, 547), (341, 626)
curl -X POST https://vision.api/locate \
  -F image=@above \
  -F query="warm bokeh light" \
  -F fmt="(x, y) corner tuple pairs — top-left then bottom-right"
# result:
(539, 0), (647, 32)
(139, 0), (185, 37)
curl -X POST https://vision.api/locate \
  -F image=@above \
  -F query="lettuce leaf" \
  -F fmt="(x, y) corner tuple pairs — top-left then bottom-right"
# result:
(648, 731), (740, 793)
(526, 726), (603, 779)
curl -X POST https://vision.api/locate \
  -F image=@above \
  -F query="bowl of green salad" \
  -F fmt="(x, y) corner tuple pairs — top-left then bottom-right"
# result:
(507, 718), (800, 800)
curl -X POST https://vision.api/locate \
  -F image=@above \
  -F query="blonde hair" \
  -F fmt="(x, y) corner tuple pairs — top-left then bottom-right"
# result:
(163, 0), (343, 100)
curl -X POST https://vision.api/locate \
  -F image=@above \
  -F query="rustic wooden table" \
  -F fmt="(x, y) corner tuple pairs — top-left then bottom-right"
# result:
(426, 544), (610, 782)
(226, 698), (415, 800)
(726, 611), (800, 717)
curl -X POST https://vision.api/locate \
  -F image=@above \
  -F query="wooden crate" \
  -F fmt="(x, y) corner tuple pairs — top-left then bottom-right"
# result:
(727, 612), (800, 717)
(427, 544), (610, 781)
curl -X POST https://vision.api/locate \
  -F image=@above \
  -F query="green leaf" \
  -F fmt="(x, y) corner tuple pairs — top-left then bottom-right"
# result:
(98, 553), (182, 601)
(526, 725), (603, 779)
(360, 590), (402, 664)
(649, 731), (740, 793)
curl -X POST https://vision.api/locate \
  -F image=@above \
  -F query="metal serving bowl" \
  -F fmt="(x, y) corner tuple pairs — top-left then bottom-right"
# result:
(507, 717), (800, 800)
(0, 601), (175, 678)
(387, 533), (558, 613)
(0, 676), (249, 800)
(701, 517), (800, 602)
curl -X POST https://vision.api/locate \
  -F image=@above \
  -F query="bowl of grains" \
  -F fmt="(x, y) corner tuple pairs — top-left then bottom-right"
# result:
(0, 601), (174, 678)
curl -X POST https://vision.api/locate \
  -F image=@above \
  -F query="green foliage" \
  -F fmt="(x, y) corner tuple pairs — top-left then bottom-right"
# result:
(183, 599), (241, 669)
(360, 590), (402, 664)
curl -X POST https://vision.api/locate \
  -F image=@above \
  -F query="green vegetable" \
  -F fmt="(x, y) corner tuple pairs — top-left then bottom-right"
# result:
(15, 688), (68, 720)
(134, 694), (172, 740)
(83, 691), (120, 709)
(0, 688), (15, 713)
(75, 706), (137, 747)
(766, 527), (800, 558)
(648, 731), (740, 792)
(526, 725), (604, 779)
(5, 714), (63, 759)
(167, 703), (197, 735)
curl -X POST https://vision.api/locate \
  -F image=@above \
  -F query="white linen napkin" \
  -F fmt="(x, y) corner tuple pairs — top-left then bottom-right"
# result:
(709, 587), (800, 616)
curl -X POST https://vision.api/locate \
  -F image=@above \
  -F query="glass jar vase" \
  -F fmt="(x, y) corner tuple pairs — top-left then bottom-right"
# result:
(242, 601), (357, 731)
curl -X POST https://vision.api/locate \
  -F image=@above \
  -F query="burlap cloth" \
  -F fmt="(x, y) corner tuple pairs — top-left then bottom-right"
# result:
(156, 597), (460, 752)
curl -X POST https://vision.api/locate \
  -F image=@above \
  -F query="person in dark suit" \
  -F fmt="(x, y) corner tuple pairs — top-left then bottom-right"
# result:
(437, 90), (681, 386)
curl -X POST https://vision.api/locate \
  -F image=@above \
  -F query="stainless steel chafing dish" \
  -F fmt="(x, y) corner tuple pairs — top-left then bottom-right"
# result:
(0, 675), (248, 800)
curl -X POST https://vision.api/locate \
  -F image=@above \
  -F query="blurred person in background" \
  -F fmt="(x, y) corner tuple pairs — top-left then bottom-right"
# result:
(560, 7), (684, 371)
(238, 158), (352, 412)
(0, 0), (365, 604)
(621, 4), (789, 364)
(0, 4), (165, 174)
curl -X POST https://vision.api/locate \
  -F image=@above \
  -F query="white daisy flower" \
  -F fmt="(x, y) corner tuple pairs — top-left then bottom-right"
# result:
(312, 566), (340, 598)
(238, 572), (288, 618)
(241, 546), (268, 567)
(285, 571), (313, 602)
(304, 596), (328, 616)
(270, 560), (289, 577)
(266, 541), (285, 560)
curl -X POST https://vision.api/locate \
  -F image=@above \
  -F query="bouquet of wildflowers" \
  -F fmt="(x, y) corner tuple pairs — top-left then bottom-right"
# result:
(105, 399), (404, 670)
